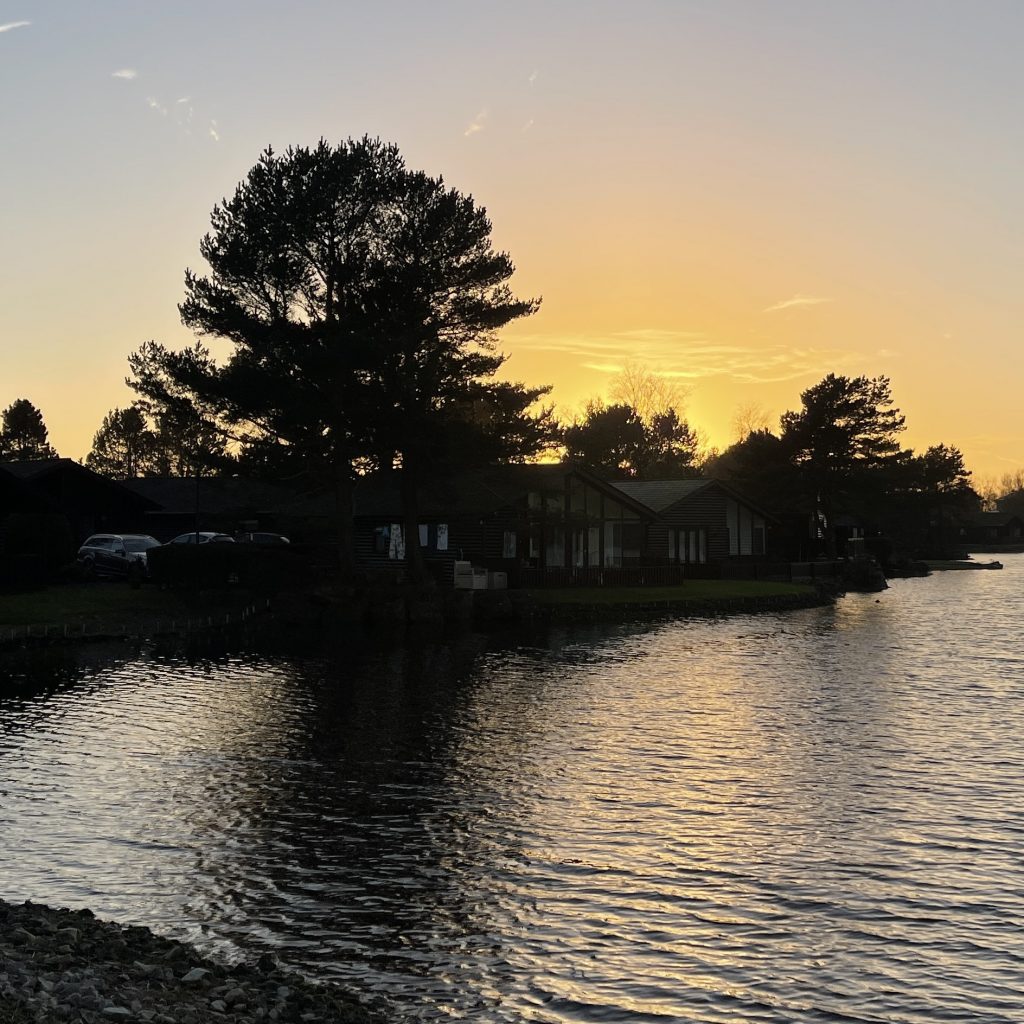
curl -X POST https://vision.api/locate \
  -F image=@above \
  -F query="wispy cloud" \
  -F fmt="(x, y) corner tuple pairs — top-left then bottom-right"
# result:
(147, 96), (168, 116)
(464, 109), (487, 137)
(208, 120), (220, 142)
(522, 118), (535, 133)
(528, 69), (539, 86)
(0, 20), (30, 34)
(512, 328), (858, 385)
(111, 68), (137, 80)
(582, 363), (624, 374)
(762, 294), (832, 314)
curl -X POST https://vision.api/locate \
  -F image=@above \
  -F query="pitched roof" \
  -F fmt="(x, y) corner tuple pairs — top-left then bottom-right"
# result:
(353, 463), (656, 519)
(122, 476), (299, 516)
(1, 459), (159, 509)
(609, 478), (713, 512)
(354, 464), (569, 518)
(974, 510), (1024, 526)
(0, 464), (52, 512)
(610, 477), (777, 522)
(0, 458), (71, 480)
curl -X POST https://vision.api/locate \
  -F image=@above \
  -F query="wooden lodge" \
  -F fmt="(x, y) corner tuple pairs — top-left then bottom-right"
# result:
(353, 464), (782, 587)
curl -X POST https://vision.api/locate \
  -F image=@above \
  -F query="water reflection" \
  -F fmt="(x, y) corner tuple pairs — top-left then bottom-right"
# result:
(2, 557), (1024, 1022)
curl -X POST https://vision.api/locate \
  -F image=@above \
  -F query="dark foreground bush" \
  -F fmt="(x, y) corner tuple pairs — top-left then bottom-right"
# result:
(0, 513), (75, 588)
(147, 543), (305, 592)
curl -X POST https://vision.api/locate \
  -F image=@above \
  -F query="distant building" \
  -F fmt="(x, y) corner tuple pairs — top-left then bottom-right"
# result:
(1, 459), (157, 541)
(966, 511), (1024, 545)
(609, 479), (774, 569)
(122, 476), (300, 541)
(353, 465), (781, 585)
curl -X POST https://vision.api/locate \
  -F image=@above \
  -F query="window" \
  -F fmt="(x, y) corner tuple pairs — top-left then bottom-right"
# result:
(388, 523), (405, 560)
(373, 526), (390, 555)
(604, 521), (622, 567)
(753, 525), (766, 556)
(436, 524), (448, 551)
(726, 500), (739, 555)
(546, 526), (565, 567)
(502, 530), (517, 558)
(671, 528), (707, 564)
(622, 522), (643, 564)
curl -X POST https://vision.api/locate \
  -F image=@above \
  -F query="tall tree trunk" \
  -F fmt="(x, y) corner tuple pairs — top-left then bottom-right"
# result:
(334, 466), (355, 582)
(821, 489), (837, 559)
(401, 456), (428, 587)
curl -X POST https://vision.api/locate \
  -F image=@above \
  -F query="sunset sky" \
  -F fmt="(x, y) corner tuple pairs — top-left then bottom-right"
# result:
(2, 1), (1022, 478)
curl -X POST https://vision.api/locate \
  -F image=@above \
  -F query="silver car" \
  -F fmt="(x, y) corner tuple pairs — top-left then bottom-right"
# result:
(168, 532), (236, 545)
(77, 533), (161, 578)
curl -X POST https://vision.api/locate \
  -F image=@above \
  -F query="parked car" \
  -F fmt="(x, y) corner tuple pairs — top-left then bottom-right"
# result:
(77, 534), (161, 578)
(236, 531), (290, 545)
(167, 532), (236, 545)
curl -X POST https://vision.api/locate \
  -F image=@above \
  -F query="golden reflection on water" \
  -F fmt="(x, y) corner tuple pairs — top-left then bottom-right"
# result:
(0, 556), (1023, 1022)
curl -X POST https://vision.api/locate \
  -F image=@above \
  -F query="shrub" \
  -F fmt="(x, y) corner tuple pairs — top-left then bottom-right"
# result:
(147, 542), (303, 592)
(0, 513), (75, 587)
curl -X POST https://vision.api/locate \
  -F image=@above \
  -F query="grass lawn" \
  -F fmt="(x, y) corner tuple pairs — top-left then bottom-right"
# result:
(525, 580), (815, 605)
(0, 582), (239, 630)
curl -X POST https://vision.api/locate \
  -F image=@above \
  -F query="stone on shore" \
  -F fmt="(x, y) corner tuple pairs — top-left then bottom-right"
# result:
(0, 899), (380, 1024)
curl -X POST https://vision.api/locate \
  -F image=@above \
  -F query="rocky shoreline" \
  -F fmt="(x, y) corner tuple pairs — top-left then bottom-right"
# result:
(0, 900), (379, 1024)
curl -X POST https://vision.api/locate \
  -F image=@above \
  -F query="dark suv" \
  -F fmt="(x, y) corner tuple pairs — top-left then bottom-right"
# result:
(77, 534), (161, 578)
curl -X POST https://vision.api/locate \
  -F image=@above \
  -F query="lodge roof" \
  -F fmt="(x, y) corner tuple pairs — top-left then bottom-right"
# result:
(609, 478), (712, 512)
(973, 510), (1024, 526)
(0, 464), (52, 512)
(354, 463), (568, 518)
(122, 476), (297, 516)
(610, 477), (778, 523)
(353, 463), (656, 519)
(1, 459), (159, 510)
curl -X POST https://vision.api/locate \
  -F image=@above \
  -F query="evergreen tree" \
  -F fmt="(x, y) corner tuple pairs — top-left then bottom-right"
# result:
(85, 405), (156, 480)
(780, 374), (905, 553)
(0, 399), (57, 460)
(129, 138), (547, 578)
(562, 400), (700, 478)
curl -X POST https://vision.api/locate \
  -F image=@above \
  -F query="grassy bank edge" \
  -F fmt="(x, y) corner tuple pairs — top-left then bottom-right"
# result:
(523, 580), (818, 606)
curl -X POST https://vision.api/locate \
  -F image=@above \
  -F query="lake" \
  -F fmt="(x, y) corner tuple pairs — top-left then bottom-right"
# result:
(2, 556), (1023, 1022)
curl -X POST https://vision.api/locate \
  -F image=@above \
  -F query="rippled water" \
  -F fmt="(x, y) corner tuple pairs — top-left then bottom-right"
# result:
(2, 557), (1024, 1022)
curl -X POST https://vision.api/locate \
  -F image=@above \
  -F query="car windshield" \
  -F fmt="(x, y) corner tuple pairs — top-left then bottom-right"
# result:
(123, 537), (159, 552)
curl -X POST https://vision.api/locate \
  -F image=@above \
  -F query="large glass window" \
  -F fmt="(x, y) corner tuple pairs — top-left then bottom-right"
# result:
(545, 526), (565, 567)
(569, 477), (586, 513)
(571, 528), (584, 567)
(622, 522), (643, 564)
(604, 521), (622, 567)
(672, 528), (707, 564)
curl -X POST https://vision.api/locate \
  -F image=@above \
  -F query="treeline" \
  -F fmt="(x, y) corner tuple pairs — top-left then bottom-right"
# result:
(4, 136), (1018, 570)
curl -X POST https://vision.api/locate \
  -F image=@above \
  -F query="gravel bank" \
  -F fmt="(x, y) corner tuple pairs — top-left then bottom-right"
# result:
(0, 900), (380, 1024)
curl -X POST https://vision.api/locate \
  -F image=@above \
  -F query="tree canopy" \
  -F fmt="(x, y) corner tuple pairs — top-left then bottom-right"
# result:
(0, 399), (57, 461)
(85, 405), (153, 480)
(779, 374), (905, 549)
(564, 366), (701, 478)
(129, 137), (552, 576)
